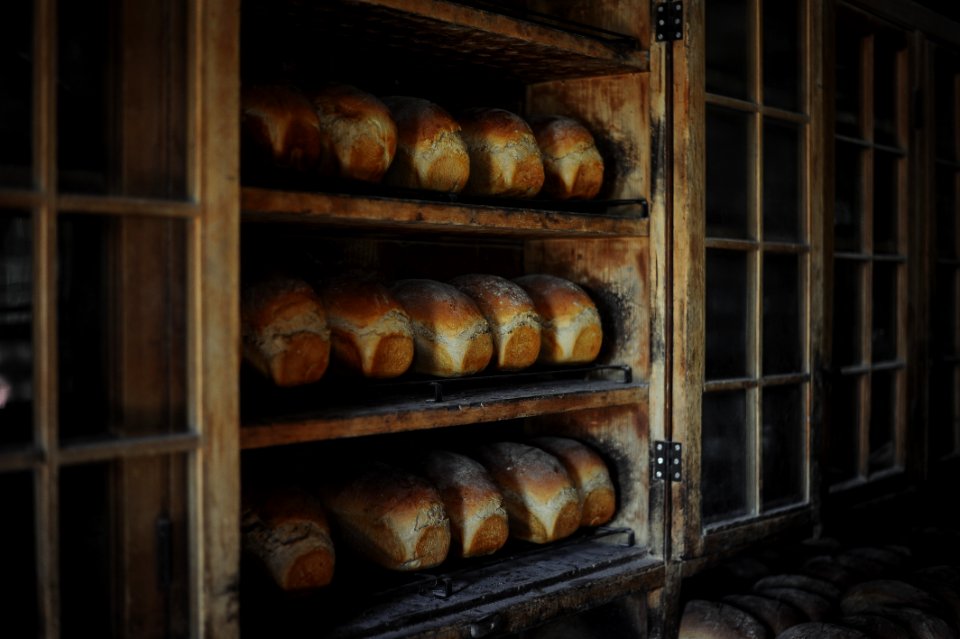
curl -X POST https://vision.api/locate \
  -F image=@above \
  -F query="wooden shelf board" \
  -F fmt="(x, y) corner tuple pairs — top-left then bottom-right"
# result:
(248, 0), (649, 81)
(242, 187), (649, 238)
(241, 381), (647, 449)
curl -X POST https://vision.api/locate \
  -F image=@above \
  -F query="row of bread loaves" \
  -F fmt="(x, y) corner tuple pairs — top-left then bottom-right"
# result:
(240, 273), (603, 386)
(241, 83), (605, 199)
(319, 437), (617, 573)
(240, 437), (616, 588)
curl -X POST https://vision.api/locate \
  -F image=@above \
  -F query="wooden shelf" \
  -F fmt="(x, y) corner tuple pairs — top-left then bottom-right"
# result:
(246, 0), (648, 81)
(241, 187), (649, 238)
(241, 529), (662, 639)
(240, 371), (647, 449)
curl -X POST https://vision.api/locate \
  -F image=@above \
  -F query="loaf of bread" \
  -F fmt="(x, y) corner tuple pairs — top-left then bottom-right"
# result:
(419, 450), (509, 558)
(241, 486), (335, 591)
(529, 115), (604, 200)
(513, 274), (602, 365)
(391, 279), (493, 377)
(450, 274), (541, 371)
(678, 600), (769, 639)
(458, 107), (544, 197)
(308, 84), (397, 183)
(382, 96), (470, 193)
(241, 277), (330, 386)
(721, 594), (808, 635)
(528, 436), (615, 527)
(241, 85), (322, 172)
(319, 462), (450, 571)
(473, 442), (581, 544)
(319, 277), (414, 379)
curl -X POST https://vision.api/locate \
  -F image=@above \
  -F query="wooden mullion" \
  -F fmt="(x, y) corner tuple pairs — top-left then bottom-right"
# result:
(862, 35), (875, 144)
(750, 0), (763, 516)
(0, 447), (45, 473)
(55, 195), (200, 218)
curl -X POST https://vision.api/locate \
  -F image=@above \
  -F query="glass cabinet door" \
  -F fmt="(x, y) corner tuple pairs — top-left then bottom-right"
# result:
(826, 7), (911, 492)
(0, 1), (239, 636)
(671, 0), (825, 562)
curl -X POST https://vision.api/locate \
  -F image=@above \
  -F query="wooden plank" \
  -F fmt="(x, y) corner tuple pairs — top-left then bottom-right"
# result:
(55, 195), (199, 218)
(242, 188), (649, 238)
(705, 93), (810, 124)
(672, 0), (706, 562)
(329, 0), (649, 73)
(0, 189), (42, 210)
(57, 433), (201, 466)
(241, 384), (646, 449)
(0, 447), (44, 473)
(196, 0), (240, 636)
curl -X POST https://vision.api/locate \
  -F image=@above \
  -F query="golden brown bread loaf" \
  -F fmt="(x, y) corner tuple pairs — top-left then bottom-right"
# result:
(391, 279), (493, 377)
(381, 96), (470, 193)
(241, 85), (322, 172)
(308, 84), (397, 183)
(528, 436), (615, 527)
(319, 462), (450, 571)
(241, 277), (331, 386)
(419, 450), (509, 558)
(513, 274), (603, 365)
(241, 486), (335, 591)
(529, 115), (604, 200)
(472, 442), (581, 544)
(319, 277), (414, 379)
(450, 274), (541, 371)
(458, 107), (544, 197)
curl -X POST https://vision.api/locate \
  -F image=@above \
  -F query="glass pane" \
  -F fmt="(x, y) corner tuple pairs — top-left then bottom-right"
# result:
(834, 141), (863, 252)
(835, 15), (863, 138)
(762, 0), (801, 111)
(929, 363), (958, 459)
(706, 0), (750, 100)
(763, 119), (802, 242)
(935, 165), (957, 259)
(60, 456), (190, 638)
(0, 1), (33, 187)
(871, 261), (899, 363)
(873, 151), (901, 255)
(827, 374), (861, 485)
(868, 370), (897, 474)
(707, 106), (752, 239)
(833, 259), (862, 367)
(932, 266), (957, 356)
(58, 0), (188, 197)
(763, 254), (802, 375)
(1, 471), (38, 636)
(702, 391), (750, 525)
(934, 53), (958, 162)
(762, 384), (805, 510)
(0, 213), (33, 447)
(58, 215), (188, 443)
(873, 33), (904, 147)
(706, 249), (749, 380)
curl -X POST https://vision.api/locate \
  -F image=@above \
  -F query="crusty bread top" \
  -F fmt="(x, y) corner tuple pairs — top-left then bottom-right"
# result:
(391, 279), (491, 337)
(382, 96), (462, 149)
(320, 277), (411, 333)
(307, 84), (397, 181)
(243, 485), (330, 530)
(528, 436), (611, 493)
(241, 277), (329, 339)
(513, 274), (599, 328)
(421, 450), (507, 525)
(458, 108), (539, 148)
(529, 115), (600, 159)
(473, 442), (576, 505)
(450, 274), (540, 327)
(320, 462), (446, 533)
(241, 85), (321, 171)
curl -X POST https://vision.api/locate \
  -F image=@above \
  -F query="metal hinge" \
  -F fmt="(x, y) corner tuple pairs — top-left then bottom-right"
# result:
(655, 1), (684, 43)
(653, 440), (682, 482)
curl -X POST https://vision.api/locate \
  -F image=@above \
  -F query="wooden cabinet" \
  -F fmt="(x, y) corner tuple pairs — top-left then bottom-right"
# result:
(2, 0), (960, 637)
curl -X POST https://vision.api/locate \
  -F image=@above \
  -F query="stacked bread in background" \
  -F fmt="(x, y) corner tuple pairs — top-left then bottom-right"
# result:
(240, 272), (604, 386)
(678, 527), (960, 639)
(241, 83), (605, 201)
(241, 436), (618, 592)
